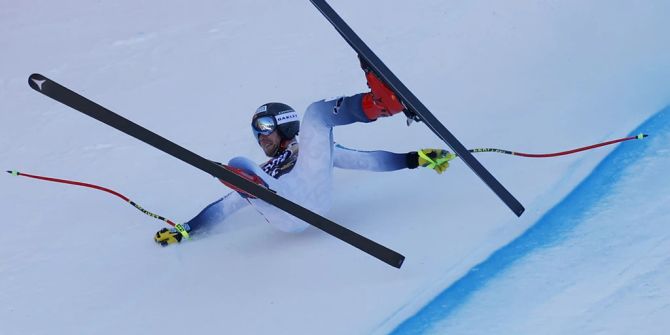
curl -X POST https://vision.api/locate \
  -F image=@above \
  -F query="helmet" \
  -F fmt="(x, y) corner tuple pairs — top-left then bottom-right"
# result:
(251, 102), (300, 140)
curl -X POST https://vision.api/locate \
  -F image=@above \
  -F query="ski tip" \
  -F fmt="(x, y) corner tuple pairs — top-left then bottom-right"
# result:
(637, 133), (648, 139)
(395, 256), (405, 269)
(6, 170), (19, 176)
(516, 207), (526, 217)
(29, 73), (46, 80)
(28, 73), (47, 91)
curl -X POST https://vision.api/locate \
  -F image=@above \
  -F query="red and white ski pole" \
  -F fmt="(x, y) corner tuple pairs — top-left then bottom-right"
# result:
(6, 170), (190, 239)
(462, 133), (648, 158)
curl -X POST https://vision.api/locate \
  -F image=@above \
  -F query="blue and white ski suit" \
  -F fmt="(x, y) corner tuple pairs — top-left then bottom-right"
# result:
(187, 93), (412, 233)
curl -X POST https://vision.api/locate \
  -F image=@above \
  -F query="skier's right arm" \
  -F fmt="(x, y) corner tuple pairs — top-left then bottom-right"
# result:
(185, 191), (249, 233)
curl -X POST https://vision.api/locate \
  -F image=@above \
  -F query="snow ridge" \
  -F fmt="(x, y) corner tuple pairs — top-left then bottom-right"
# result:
(392, 106), (670, 334)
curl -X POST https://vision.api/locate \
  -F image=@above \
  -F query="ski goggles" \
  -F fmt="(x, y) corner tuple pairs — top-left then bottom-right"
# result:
(251, 111), (299, 138)
(251, 115), (278, 138)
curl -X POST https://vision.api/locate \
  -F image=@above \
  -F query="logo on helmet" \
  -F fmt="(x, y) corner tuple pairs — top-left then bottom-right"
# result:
(275, 111), (299, 125)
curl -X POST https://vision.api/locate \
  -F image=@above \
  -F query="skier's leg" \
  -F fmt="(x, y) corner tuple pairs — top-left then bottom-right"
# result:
(226, 156), (283, 191)
(304, 93), (371, 127)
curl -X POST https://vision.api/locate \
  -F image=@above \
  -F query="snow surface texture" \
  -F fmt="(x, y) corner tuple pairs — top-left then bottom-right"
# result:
(1, 1), (669, 334)
(392, 107), (670, 334)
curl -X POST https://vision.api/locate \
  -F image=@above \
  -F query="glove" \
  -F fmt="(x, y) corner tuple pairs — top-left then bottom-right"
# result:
(417, 149), (455, 174)
(154, 224), (190, 246)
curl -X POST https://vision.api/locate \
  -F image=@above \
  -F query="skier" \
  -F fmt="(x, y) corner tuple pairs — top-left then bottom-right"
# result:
(155, 61), (455, 245)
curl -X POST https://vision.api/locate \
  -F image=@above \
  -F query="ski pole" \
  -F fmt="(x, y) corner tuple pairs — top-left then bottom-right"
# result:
(460, 133), (647, 158)
(6, 170), (190, 239)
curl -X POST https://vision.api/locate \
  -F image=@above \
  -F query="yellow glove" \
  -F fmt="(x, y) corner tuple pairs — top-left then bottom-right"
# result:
(154, 224), (190, 246)
(417, 149), (455, 174)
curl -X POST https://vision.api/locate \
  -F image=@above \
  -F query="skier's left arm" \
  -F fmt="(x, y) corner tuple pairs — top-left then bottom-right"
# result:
(333, 145), (455, 174)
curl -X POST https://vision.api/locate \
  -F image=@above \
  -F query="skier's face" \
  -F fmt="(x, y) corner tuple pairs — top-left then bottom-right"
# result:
(258, 131), (281, 156)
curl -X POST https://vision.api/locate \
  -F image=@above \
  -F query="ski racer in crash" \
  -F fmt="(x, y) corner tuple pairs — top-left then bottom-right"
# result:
(155, 61), (455, 245)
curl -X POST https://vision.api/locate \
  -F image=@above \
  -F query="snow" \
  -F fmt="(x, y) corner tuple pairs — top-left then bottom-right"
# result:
(1, 1), (669, 334)
(391, 108), (670, 334)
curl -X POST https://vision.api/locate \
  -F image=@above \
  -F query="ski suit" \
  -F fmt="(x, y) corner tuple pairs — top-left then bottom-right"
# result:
(187, 93), (414, 233)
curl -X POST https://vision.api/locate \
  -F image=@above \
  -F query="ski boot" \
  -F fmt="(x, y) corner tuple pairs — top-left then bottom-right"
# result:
(359, 56), (420, 123)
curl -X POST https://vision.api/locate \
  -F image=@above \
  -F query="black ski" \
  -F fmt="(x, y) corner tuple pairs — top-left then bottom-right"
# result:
(309, 0), (525, 217)
(28, 73), (405, 268)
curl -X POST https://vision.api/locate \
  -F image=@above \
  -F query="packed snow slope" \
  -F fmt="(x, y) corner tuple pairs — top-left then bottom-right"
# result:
(392, 106), (670, 334)
(1, 1), (669, 334)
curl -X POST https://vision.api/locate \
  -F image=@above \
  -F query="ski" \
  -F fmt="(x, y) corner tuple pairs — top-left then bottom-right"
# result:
(309, 0), (525, 217)
(28, 73), (405, 268)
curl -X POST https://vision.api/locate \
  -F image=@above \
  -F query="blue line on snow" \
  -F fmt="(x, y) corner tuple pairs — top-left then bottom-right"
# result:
(391, 106), (670, 334)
